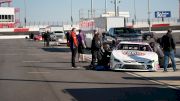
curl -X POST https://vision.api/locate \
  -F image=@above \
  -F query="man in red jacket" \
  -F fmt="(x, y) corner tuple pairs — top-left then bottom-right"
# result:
(70, 28), (79, 68)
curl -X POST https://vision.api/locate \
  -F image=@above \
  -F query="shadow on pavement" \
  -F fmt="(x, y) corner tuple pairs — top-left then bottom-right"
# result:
(42, 47), (71, 52)
(65, 87), (180, 101)
(24, 66), (86, 71)
(0, 78), (162, 86)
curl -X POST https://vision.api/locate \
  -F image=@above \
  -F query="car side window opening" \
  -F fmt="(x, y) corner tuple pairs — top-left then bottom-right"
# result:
(118, 44), (152, 52)
(114, 28), (136, 35)
(114, 29), (124, 34)
(127, 28), (136, 33)
(109, 28), (114, 36)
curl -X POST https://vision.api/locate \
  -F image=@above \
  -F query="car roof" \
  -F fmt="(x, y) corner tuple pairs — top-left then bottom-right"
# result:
(119, 41), (149, 45)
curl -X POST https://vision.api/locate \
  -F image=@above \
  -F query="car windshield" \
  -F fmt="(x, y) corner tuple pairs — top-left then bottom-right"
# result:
(117, 44), (152, 52)
(54, 31), (63, 33)
(114, 28), (136, 34)
(53, 31), (64, 36)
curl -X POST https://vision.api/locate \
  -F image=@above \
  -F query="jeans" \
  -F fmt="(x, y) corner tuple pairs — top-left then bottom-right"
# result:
(91, 51), (98, 67)
(71, 48), (78, 67)
(45, 39), (50, 47)
(163, 50), (176, 71)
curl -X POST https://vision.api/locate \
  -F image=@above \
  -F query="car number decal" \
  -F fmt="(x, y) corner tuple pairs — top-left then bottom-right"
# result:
(122, 51), (145, 56)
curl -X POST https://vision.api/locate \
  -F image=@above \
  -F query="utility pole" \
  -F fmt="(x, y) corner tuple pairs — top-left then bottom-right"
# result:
(91, 0), (93, 19)
(179, 0), (180, 20)
(79, 9), (81, 22)
(24, 0), (27, 27)
(105, 0), (107, 13)
(134, 0), (136, 23)
(71, 0), (73, 27)
(114, 0), (117, 16)
(148, 0), (151, 32)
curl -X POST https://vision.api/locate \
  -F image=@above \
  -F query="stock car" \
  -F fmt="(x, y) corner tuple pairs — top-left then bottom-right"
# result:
(110, 41), (159, 71)
(34, 34), (43, 41)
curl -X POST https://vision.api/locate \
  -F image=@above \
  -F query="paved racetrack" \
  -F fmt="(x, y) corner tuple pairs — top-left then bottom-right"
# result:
(0, 39), (179, 101)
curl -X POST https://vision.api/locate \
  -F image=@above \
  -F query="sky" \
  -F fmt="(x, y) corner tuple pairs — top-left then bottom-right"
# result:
(11, 0), (179, 23)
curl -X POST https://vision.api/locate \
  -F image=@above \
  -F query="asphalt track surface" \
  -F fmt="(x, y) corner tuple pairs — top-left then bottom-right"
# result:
(0, 39), (179, 101)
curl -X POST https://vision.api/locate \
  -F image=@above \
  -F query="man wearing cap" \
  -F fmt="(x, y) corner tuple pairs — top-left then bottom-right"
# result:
(161, 29), (176, 72)
(70, 28), (79, 68)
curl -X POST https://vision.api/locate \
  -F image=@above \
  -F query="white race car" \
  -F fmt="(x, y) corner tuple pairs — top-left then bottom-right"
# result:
(110, 41), (159, 71)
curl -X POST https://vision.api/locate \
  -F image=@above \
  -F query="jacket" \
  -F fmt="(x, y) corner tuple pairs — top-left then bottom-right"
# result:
(161, 34), (176, 52)
(91, 37), (102, 52)
(70, 31), (78, 49)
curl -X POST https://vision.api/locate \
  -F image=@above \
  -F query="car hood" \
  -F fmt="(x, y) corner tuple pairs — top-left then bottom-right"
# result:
(112, 50), (158, 62)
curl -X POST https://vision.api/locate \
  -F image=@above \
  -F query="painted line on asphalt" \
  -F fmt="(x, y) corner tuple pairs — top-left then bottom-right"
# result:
(23, 61), (41, 63)
(28, 72), (50, 74)
(126, 72), (179, 90)
(0, 54), (19, 56)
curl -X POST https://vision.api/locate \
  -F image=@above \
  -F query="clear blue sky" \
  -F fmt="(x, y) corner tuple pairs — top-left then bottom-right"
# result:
(12, 0), (179, 23)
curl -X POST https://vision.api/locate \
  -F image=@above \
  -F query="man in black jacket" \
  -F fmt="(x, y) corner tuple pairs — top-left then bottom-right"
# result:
(90, 33), (102, 69)
(44, 31), (50, 47)
(161, 29), (176, 72)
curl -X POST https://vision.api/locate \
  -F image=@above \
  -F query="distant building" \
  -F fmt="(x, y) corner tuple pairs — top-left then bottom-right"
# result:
(101, 12), (130, 18)
(0, 7), (15, 28)
(0, 0), (20, 28)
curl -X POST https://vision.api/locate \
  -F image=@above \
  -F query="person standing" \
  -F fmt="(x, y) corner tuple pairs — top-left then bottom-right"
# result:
(44, 31), (50, 47)
(77, 29), (86, 62)
(66, 31), (71, 47)
(101, 32), (107, 43)
(149, 32), (157, 44)
(46, 31), (50, 47)
(90, 33), (102, 69)
(149, 42), (164, 68)
(43, 31), (47, 47)
(70, 28), (79, 68)
(29, 32), (34, 40)
(161, 29), (176, 72)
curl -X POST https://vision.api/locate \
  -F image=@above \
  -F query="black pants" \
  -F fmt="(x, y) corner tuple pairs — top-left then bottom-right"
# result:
(71, 48), (78, 67)
(91, 50), (99, 67)
(46, 40), (50, 47)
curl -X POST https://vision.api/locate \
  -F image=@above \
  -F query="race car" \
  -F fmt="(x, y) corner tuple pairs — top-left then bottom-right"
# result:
(34, 34), (43, 41)
(110, 41), (159, 71)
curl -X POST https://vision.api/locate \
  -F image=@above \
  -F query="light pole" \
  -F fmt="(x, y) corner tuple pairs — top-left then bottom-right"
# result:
(110, 0), (120, 16)
(114, 0), (117, 16)
(133, 0), (136, 23)
(71, 0), (73, 27)
(179, 0), (180, 20)
(148, 0), (151, 32)
(105, 0), (107, 14)
(91, 0), (93, 19)
(24, 0), (27, 27)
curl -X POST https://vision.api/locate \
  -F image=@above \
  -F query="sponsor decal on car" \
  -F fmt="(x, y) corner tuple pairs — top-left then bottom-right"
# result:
(122, 51), (145, 56)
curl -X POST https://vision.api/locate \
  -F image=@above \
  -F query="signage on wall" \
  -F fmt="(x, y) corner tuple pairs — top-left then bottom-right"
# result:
(155, 11), (171, 18)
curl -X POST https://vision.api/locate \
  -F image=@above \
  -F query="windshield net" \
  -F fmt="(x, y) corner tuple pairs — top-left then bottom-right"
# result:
(117, 44), (152, 52)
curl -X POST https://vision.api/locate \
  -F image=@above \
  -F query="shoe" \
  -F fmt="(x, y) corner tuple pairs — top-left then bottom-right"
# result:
(173, 69), (177, 72)
(163, 70), (168, 72)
